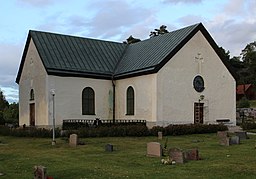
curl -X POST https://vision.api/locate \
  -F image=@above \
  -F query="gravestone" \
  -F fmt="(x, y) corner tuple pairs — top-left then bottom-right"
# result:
(185, 148), (200, 160)
(34, 165), (47, 179)
(169, 148), (185, 164)
(147, 142), (162, 157)
(235, 131), (248, 140)
(158, 132), (163, 140)
(217, 131), (230, 146)
(230, 136), (240, 145)
(69, 134), (78, 147)
(105, 144), (113, 152)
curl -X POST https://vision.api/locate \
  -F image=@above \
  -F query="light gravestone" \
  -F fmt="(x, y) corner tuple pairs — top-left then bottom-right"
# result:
(169, 148), (185, 164)
(69, 134), (78, 147)
(147, 142), (162, 157)
(34, 165), (47, 179)
(158, 132), (163, 140)
(217, 131), (230, 146)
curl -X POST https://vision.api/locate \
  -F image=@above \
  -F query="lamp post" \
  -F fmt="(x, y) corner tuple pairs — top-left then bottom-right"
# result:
(51, 89), (56, 145)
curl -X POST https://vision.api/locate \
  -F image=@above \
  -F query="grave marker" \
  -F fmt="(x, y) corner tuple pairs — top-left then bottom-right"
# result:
(105, 144), (113, 152)
(158, 132), (163, 140)
(147, 142), (162, 157)
(235, 131), (248, 140)
(69, 134), (78, 147)
(169, 148), (185, 164)
(34, 165), (47, 179)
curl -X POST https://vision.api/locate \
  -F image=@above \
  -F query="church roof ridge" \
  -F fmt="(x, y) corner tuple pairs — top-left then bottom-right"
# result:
(16, 22), (237, 83)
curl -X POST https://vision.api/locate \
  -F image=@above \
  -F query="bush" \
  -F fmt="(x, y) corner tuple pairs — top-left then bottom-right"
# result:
(0, 126), (61, 138)
(151, 124), (227, 136)
(241, 122), (256, 130)
(237, 97), (250, 108)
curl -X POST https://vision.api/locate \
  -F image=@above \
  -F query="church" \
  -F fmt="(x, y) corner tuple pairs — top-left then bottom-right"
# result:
(16, 23), (236, 128)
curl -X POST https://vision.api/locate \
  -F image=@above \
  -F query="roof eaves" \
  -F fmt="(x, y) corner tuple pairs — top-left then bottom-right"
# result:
(47, 69), (112, 80)
(15, 31), (32, 84)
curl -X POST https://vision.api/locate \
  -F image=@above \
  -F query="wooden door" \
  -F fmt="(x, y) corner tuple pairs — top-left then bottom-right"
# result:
(194, 102), (204, 124)
(30, 103), (35, 126)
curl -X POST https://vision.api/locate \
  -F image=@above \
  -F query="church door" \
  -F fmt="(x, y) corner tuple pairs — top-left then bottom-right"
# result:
(194, 102), (204, 124)
(30, 103), (35, 126)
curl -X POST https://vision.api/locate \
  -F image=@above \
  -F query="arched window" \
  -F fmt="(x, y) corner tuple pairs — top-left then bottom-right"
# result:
(30, 89), (34, 101)
(82, 87), (95, 115)
(126, 86), (134, 115)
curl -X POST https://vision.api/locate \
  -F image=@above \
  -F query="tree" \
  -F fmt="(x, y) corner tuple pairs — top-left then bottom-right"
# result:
(239, 41), (256, 84)
(123, 35), (141, 44)
(150, 25), (169, 38)
(3, 102), (19, 124)
(0, 89), (9, 125)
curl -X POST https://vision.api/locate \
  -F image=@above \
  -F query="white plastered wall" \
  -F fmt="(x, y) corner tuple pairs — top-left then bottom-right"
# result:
(115, 74), (157, 124)
(156, 31), (236, 126)
(47, 76), (113, 126)
(19, 39), (49, 126)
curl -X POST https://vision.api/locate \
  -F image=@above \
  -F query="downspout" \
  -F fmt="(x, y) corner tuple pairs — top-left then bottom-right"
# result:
(112, 76), (116, 124)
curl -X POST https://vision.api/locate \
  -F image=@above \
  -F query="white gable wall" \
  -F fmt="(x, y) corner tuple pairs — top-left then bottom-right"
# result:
(157, 31), (236, 126)
(47, 76), (113, 126)
(19, 39), (49, 126)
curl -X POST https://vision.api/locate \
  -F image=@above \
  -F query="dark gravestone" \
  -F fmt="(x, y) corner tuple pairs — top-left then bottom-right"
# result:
(185, 148), (200, 160)
(169, 148), (185, 164)
(34, 166), (47, 179)
(230, 136), (240, 145)
(105, 144), (113, 152)
(235, 131), (248, 140)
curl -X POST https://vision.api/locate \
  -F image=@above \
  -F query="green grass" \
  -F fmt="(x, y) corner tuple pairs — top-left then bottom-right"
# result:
(0, 134), (256, 179)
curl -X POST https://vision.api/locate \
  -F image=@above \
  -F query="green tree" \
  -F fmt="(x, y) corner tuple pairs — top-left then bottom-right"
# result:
(123, 35), (141, 44)
(3, 102), (19, 125)
(150, 25), (169, 37)
(240, 41), (256, 84)
(0, 89), (9, 125)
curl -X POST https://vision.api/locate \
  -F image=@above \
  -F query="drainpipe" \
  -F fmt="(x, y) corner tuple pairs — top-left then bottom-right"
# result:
(112, 78), (116, 124)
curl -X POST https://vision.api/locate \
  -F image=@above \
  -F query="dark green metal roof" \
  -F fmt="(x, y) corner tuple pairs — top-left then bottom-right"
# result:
(16, 23), (237, 83)
(114, 23), (199, 77)
(30, 31), (127, 78)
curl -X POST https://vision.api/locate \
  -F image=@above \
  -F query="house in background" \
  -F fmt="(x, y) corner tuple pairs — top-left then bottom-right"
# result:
(16, 23), (237, 128)
(236, 84), (256, 101)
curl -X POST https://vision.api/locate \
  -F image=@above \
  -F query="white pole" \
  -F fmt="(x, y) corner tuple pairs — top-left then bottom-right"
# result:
(51, 90), (56, 145)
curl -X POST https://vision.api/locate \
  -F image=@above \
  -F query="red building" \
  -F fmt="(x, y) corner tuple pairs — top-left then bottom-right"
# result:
(236, 84), (256, 101)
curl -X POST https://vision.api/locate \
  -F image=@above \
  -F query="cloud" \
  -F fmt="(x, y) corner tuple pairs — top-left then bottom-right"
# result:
(204, 0), (256, 57)
(81, 0), (156, 41)
(16, 0), (55, 7)
(0, 42), (22, 102)
(177, 15), (205, 26)
(162, 0), (203, 4)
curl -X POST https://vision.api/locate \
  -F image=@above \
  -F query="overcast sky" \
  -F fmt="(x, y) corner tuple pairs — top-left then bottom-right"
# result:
(1, 0), (256, 103)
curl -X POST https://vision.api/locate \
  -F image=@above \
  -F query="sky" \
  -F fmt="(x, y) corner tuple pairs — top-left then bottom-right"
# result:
(0, 0), (256, 103)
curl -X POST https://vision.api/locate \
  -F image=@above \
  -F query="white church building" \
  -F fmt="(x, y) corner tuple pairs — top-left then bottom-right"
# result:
(16, 23), (236, 128)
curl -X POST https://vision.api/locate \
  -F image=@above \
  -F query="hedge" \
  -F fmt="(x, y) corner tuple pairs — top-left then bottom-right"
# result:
(0, 123), (227, 138)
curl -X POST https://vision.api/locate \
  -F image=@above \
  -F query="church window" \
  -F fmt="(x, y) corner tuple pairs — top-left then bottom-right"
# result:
(82, 87), (95, 115)
(193, 75), (205, 92)
(126, 86), (134, 115)
(30, 89), (34, 101)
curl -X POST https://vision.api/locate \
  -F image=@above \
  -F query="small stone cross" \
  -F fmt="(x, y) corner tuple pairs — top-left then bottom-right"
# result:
(195, 53), (204, 74)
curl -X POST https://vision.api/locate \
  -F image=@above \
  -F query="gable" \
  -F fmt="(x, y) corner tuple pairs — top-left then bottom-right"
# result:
(16, 23), (237, 84)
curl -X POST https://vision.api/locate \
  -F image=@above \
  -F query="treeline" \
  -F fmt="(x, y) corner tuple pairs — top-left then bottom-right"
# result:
(220, 41), (256, 85)
(0, 89), (18, 125)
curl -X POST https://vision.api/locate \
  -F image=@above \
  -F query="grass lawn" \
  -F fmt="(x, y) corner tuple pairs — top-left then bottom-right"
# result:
(0, 133), (256, 179)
